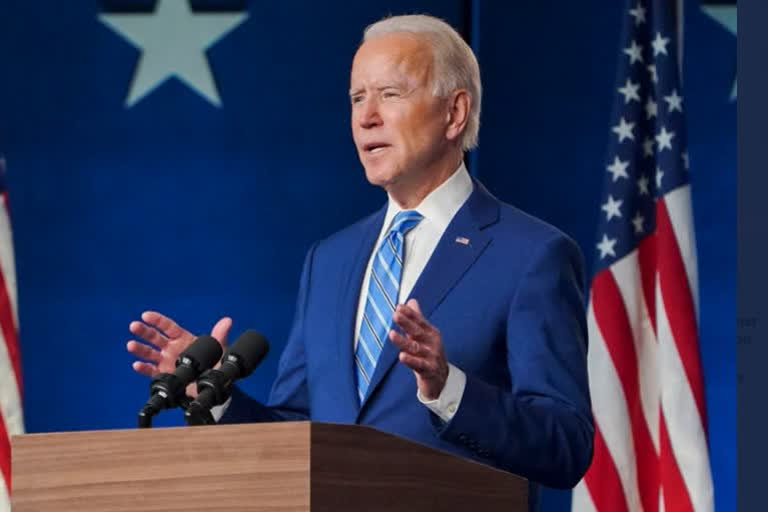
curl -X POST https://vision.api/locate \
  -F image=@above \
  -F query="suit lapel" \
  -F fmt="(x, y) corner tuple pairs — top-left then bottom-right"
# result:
(358, 180), (500, 414)
(335, 206), (387, 421)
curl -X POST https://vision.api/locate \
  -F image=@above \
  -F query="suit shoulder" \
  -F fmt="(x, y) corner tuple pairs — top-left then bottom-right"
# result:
(494, 200), (579, 252)
(311, 208), (383, 253)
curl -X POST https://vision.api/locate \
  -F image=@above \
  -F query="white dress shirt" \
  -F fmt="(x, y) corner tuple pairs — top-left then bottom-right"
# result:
(354, 162), (473, 422)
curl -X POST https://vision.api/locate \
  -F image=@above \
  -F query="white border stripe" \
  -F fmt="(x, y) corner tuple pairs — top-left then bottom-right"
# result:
(0, 197), (18, 328)
(662, 187), (699, 321)
(586, 298), (639, 512)
(656, 278), (713, 512)
(611, 251), (661, 452)
(0, 327), (23, 437)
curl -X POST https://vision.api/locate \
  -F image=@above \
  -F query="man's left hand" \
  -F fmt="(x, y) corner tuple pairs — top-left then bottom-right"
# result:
(390, 298), (449, 400)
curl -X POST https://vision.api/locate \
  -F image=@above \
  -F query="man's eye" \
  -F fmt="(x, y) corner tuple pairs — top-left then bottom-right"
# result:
(351, 96), (364, 105)
(382, 91), (399, 98)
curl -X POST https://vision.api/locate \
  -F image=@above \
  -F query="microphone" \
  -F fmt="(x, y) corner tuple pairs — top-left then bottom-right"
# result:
(184, 330), (269, 426)
(137, 335), (223, 428)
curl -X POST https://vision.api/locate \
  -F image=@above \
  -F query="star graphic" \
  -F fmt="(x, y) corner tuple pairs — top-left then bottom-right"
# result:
(632, 212), (645, 234)
(607, 156), (630, 182)
(682, 151), (690, 170)
(647, 63), (658, 84)
(601, 195), (623, 221)
(629, 3), (647, 25)
(664, 89), (684, 113)
(655, 126), (675, 152)
(597, 234), (618, 259)
(656, 166), (665, 188)
(651, 32), (670, 57)
(613, 117), (635, 142)
(637, 174), (650, 195)
(618, 78), (641, 103)
(100, 0), (248, 107)
(624, 41), (644, 64)
(645, 98), (658, 120)
(702, 5), (737, 100)
(642, 137), (654, 157)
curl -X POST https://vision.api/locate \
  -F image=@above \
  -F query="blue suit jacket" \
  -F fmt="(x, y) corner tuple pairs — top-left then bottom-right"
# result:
(221, 179), (593, 500)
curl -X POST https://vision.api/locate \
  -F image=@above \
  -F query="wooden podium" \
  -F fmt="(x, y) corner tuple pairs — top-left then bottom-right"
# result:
(12, 422), (528, 511)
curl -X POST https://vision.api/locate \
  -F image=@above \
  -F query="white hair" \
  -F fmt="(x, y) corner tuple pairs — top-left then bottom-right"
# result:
(363, 14), (482, 152)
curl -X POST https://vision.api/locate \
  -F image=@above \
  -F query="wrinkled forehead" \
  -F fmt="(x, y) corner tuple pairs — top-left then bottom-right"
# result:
(350, 32), (434, 85)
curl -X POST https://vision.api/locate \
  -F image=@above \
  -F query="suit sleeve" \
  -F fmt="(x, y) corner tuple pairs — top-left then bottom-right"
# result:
(432, 233), (594, 488)
(218, 244), (316, 424)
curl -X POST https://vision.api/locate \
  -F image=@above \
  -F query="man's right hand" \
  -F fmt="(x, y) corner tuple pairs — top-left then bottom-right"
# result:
(127, 311), (232, 397)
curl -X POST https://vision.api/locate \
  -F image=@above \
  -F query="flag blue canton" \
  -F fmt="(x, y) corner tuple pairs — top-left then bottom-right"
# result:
(595, 0), (691, 273)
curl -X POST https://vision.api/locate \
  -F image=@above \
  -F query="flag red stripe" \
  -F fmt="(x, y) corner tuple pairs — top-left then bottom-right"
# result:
(591, 270), (659, 512)
(583, 423), (629, 512)
(0, 411), (11, 496)
(659, 413), (694, 512)
(637, 234), (657, 333)
(656, 199), (707, 425)
(0, 268), (21, 395)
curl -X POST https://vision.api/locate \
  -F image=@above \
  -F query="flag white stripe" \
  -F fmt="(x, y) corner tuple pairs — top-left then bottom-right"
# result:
(0, 327), (23, 437)
(611, 252), (661, 452)
(586, 299), (640, 512)
(0, 197), (18, 328)
(656, 278), (714, 512)
(571, 480), (599, 512)
(0, 473), (9, 512)
(662, 187), (699, 321)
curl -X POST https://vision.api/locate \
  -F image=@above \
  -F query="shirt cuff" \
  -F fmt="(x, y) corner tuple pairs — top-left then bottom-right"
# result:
(210, 396), (232, 422)
(416, 363), (467, 423)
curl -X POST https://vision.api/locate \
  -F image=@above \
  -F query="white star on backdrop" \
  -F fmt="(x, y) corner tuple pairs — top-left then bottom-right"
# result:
(597, 234), (618, 259)
(664, 89), (684, 113)
(100, 0), (248, 107)
(702, 5), (737, 100)
(624, 41), (644, 64)
(645, 98), (658, 120)
(631, 212), (645, 234)
(682, 151), (690, 170)
(637, 174), (650, 196)
(655, 126), (675, 152)
(651, 32), (670, 57)
(642, 137), (654, 157)
(613, 117), (635, 142)
(607, 156), (630, 181)
(618, 78), (641, 103)
(601, 195), (623, 221)
(646, 63), (658, 84)
(629, 3), (647, 25)
(656, 166), (665, 188)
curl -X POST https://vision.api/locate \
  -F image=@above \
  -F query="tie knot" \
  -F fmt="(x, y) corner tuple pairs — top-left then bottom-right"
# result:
(389, 210), (423, 236)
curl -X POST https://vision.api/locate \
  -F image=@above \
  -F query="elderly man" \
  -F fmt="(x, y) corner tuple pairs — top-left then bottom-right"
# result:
(127, 14), (593, 505)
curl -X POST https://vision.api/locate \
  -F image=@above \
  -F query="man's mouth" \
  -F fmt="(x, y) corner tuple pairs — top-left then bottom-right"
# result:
(363, 143), (391, 154)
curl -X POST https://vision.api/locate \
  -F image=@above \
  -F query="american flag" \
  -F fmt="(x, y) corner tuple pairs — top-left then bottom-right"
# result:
(0, 156), (23, 512)
(571, 1), (714, 511)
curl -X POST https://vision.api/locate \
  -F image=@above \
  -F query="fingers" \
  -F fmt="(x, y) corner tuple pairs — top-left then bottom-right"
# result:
(211, 317), (233, 346)
(129, 321), (170, 349)
(141, 311), (190, 339)
(126, 340), (163, 364)
(132, 360), (159, 378)
(389, 329), (431, 359)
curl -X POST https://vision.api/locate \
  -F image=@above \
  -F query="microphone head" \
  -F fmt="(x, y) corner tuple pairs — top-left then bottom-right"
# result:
(225, 330), (269, 376)
(177, 335), (224, 372)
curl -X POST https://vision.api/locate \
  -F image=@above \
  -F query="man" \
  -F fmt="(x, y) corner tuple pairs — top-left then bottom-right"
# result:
(127, 14), (593, 505)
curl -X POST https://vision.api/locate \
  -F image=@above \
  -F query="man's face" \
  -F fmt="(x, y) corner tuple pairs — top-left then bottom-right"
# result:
(350, 33), (450, 190)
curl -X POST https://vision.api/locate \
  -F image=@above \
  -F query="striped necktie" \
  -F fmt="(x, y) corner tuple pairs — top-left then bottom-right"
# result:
(355, 209), (423, 403)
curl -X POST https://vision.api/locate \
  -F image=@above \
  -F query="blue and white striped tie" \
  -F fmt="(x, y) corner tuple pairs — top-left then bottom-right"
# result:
(355, 210), (423, 403)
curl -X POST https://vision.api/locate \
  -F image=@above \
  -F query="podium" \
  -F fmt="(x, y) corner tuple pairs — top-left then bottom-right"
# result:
(12, 421), (528, 511)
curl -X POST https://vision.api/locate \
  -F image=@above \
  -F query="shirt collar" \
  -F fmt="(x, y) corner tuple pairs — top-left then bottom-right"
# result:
(383, 161), (473, 233)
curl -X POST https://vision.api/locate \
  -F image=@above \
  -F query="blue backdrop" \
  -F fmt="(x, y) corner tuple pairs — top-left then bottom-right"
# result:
(0, 1), (735, 510)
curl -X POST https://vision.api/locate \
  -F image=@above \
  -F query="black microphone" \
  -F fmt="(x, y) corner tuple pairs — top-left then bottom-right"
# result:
(184, 330), (269, 426)
(138, 334), (223, 428)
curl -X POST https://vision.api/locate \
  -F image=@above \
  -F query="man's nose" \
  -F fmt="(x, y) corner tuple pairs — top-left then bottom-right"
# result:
(357, 98), (382, 129)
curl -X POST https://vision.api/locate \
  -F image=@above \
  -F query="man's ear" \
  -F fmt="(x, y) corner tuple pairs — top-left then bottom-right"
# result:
(445, 89), (470, 143)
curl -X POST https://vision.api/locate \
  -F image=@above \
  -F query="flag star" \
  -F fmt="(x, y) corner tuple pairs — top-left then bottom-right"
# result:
(601, 195), (624, 221)
(99, 0), (248, 107)
(642, 137), (655, 157)
(647, 64), (658, 84)
(645, 98), (658, 119)
(623, 41), (644, 64)
(632, 212), (645, 234)
(618, 78), (641, 103)
(664, 89), (684, 112)
(637, 174), (650, 195)
(597, 234), (618, 259)
(682, 151), (690, 169)
(652, 32), (670, 57)
(629, 3), (647, 25)
(656, 166), (665, 188)
(613, 117), (635, 142)
(607, 156), (630, 181)
(655, 126), (675, 151)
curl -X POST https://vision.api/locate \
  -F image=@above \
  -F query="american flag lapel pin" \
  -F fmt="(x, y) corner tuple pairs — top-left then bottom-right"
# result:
(455, 236), (470, 245)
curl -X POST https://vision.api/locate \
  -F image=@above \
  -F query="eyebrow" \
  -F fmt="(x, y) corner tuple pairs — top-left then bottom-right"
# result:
(348, 84), (405, 97)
